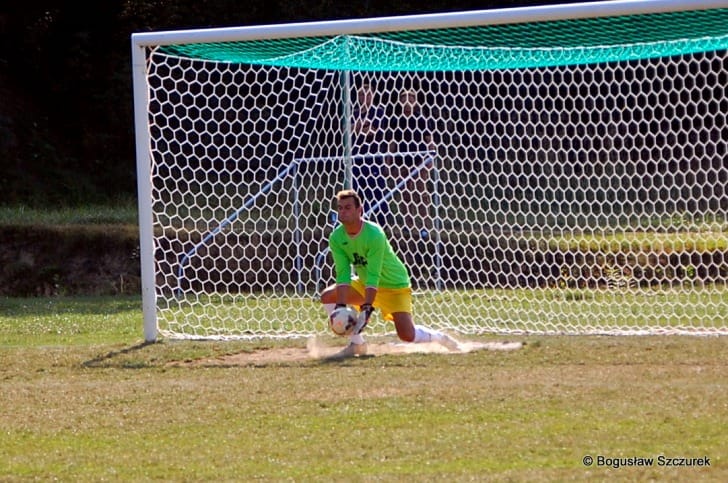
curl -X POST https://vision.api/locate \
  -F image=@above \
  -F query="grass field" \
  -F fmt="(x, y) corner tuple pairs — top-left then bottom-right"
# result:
(154, 286), (728, 339)
(1, 296), (726, 482)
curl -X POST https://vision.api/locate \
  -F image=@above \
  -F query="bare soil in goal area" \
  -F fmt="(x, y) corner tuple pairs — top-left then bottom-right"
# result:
(171, 339), (524, 366)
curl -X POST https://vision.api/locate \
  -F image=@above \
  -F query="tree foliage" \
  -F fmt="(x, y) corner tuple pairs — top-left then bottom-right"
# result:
(0, 0), (578, 206)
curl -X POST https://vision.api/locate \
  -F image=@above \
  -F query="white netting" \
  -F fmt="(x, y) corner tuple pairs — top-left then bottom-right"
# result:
(142, 44), (727, 339)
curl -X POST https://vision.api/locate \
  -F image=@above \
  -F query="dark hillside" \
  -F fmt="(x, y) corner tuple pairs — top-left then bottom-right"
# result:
(0, 225), (140, 297)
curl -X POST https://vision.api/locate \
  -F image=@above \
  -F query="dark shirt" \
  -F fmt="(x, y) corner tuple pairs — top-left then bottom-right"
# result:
(385, 110), (436, 165)
(352, 105), (386, 156)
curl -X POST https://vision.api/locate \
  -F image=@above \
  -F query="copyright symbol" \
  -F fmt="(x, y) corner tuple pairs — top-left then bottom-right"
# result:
(583, 455), (593, 466)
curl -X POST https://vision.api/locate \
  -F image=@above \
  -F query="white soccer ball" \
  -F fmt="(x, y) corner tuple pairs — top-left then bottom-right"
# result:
(329, 306), (359, 337)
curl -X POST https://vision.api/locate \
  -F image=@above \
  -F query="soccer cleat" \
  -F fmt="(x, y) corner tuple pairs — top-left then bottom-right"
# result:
(436, 332), (463, 352)
(330, 341), (368, 359)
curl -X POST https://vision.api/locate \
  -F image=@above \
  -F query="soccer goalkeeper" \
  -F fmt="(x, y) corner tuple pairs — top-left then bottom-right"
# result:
(320, 189), (461, 358)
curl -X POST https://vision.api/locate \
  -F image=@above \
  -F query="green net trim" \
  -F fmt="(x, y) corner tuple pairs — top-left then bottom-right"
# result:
(159, 8), (728, 70)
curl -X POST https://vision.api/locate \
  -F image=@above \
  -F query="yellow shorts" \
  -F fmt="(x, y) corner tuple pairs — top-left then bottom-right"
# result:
(350, 279), (412, 321)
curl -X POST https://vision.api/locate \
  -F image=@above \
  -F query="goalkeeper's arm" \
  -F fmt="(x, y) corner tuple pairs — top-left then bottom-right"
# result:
(354, 286), (377, 334)
(335, 283), (352, 306)
(361, 286), (377, 308)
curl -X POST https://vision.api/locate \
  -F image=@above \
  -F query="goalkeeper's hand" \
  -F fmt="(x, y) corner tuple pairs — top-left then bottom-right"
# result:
(354, 303), (375, 334)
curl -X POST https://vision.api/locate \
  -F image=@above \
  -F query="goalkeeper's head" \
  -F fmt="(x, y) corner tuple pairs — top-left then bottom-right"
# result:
(335, 189), (364, 226)
(335, 189), (362, 209)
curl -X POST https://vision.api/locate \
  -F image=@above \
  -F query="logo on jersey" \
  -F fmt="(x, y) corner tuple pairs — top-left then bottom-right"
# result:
(352, 252), (367, 267)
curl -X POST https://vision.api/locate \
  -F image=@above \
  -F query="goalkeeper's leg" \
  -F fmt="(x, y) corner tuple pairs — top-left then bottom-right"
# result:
(391, 313), (462, 351)
(380, 288), (462, 351)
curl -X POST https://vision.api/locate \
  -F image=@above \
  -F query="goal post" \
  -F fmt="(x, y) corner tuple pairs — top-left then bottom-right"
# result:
(132, 0), (728, 341)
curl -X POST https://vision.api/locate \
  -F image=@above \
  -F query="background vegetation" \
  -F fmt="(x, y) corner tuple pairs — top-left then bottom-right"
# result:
(0, 0), (605, 298)
(0, 0), (590, 207)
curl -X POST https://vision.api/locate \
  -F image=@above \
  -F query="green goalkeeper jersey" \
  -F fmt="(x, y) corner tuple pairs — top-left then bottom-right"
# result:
(329, 220), (411, 289)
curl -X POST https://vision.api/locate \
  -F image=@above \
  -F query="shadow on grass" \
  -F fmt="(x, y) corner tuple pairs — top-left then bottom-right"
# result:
(319, 354), (376, 364)
(82, 341), (157, 368)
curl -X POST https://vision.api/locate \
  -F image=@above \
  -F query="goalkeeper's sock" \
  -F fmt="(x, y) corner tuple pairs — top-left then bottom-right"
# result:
(350, 333), (365, 345)
(323, 303), (336, 316)
(413, 325), (439, 343)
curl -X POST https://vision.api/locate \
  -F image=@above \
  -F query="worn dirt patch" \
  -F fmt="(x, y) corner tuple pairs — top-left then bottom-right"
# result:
(170, 338), (524, 366)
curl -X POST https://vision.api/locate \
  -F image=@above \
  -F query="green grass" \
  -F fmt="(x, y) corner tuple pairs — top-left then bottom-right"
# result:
(1, 296), (726, 482)
(0, 201), (138, 226)
(547, 230), (728, 252)
(154, 286), (728, 339)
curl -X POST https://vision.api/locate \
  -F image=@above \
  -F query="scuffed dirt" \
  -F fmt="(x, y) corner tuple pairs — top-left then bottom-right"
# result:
(169, 339), (524, 366)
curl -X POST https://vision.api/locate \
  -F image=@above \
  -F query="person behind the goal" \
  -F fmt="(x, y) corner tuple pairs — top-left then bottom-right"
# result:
(320, 189), (461, 358)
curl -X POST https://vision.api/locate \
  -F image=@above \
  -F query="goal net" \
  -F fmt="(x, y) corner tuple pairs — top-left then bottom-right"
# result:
(131, 0), (728, 341)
